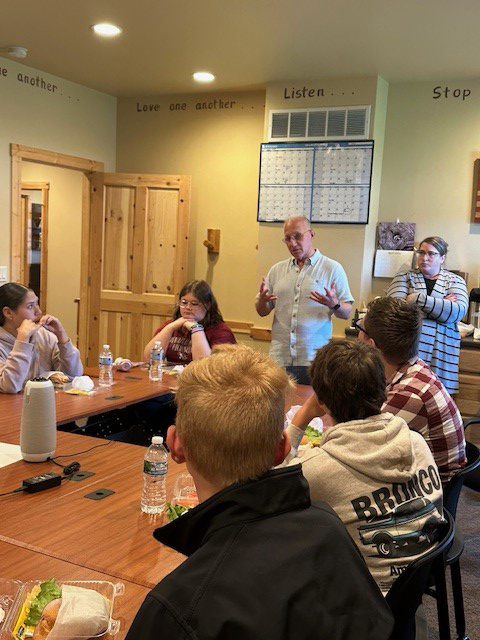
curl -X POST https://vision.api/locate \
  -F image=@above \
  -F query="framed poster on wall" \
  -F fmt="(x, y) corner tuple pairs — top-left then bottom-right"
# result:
(257, 140), (374, 224)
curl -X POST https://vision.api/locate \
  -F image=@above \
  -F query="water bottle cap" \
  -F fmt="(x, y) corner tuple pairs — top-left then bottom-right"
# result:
(152, 436), (163, 445)
(103, 344), (110, 349)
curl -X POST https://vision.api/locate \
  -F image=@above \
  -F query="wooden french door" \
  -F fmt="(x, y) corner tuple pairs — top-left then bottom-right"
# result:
(82, 172), (191, 366)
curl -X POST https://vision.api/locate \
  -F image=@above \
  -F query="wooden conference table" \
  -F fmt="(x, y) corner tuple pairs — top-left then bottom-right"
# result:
(0, 433), (187, 586)
(0, 367), (313, 444)
(0, 433), (186, 639)
(0, 379), (313, 637)
(0, 367), (177, 443)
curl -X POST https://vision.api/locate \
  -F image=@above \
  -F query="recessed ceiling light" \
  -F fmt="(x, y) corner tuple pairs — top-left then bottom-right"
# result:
(7, 45), (28, 58)
(91, 23), (122, 37)
(193, 71), (215, 83)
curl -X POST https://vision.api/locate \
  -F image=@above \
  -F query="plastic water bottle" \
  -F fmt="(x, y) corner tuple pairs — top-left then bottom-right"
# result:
(98, 344), (113, 387)
(149, 341), (164, 382)
(141, 436), (168, 514)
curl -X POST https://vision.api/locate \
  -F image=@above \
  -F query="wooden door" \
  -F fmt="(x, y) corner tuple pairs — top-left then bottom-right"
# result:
(84, 172), (191, 366)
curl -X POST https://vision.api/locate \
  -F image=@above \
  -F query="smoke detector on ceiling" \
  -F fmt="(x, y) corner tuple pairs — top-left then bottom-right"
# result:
(8, 46), (28, 58)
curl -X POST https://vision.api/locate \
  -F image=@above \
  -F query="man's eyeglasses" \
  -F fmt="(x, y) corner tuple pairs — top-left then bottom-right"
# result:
(416, 250), (440, 258)
(282, 230), (312, 244)
(353, 318), (370, 337)
(180, 299), (202, 308)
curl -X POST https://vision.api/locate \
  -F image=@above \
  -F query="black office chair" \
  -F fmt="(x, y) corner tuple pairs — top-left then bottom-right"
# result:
(462, 418), (480, 491)
(386, 510), (455, 640)
(444, 440), (480, 517)
(440, 440), (480, 640)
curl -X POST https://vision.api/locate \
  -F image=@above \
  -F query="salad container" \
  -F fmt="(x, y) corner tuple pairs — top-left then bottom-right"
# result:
(2, 579), (124, 638)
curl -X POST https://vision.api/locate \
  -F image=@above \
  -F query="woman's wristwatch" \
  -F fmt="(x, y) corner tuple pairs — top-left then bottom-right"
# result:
(189, 322), (204, 334)
(331, 303), (340, 312)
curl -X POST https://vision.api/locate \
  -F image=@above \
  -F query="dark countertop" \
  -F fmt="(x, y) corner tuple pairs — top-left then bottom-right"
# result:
(461, 336), (480, 350)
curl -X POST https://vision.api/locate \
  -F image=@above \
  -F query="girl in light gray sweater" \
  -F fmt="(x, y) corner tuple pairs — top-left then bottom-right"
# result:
(0, 283), (82, 393)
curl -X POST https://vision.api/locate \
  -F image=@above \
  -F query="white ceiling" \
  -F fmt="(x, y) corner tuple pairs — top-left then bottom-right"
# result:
(1, 0), (479, 97)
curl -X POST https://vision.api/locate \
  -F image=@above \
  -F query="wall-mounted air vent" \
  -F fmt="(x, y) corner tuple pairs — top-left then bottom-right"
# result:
(268, 106), (370, 142)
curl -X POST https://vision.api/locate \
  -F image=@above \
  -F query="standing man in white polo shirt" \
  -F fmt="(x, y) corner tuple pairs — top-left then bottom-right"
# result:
(256, 215), (354, 369)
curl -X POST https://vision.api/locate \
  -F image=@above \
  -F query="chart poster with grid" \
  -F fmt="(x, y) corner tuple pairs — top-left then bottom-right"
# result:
(257, 140), (374, 224)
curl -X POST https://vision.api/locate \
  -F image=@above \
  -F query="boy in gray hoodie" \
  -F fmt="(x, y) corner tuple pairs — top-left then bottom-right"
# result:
(287, 339), (443, 594)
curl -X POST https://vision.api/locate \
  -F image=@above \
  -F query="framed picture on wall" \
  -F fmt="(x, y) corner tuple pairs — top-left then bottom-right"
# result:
(472, 158), (480, 223)
(257, 140), (374, 224)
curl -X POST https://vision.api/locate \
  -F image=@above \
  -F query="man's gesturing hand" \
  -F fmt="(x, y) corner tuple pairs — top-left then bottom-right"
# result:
(258, 277), (277, 305)
(255, 277), (278, 317)
(309, 282), (338, 310)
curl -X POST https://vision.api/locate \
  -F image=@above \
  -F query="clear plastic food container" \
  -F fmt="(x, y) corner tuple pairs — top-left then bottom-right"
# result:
(3, 579), (124, 638)
(0, 578), (23, 634)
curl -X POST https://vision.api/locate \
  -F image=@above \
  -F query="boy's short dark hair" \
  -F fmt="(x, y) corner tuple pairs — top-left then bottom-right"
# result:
(364, 297), (422, 365)
(309, 339), (386, 424)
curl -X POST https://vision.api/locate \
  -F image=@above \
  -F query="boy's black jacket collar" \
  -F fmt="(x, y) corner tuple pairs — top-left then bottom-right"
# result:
(154, 465), (309, 557)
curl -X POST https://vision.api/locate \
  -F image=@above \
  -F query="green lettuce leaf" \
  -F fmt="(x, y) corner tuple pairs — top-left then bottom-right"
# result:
(25, 579), (62, 626)
(166, 502), (190, 521)
(305, 425), (322, 439)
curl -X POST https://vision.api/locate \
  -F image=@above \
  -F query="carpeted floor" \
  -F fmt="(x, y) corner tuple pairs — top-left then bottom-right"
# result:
(423, 485), (480, 639)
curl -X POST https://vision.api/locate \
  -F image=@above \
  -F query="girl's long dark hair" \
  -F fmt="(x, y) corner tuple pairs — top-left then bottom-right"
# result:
(173, 280), (223, 329)
(0, 283), (30, 326)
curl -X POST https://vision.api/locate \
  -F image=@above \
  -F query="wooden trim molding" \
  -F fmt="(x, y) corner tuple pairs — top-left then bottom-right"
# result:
(227, 320), (253, 334)
(21, 181), (50, 191)
(78, 175), (91, 359)
(11, 144), (104, 172)
(11, 154), (22, 283)
(250, 327), (272, 341)
(103, 172), (186, 188)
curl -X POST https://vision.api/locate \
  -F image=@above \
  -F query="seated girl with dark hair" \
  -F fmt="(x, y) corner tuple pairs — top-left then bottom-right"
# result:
(0, 283), (83, 393)
(144, 279), (236, 365)
(121, 280), (236, 445)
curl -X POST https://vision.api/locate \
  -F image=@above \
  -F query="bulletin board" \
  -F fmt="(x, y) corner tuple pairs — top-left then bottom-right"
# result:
(257, 140), (374, 224)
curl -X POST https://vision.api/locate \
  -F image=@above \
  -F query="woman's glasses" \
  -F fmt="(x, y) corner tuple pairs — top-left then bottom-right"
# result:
(180, 299), (202, 308)
(416, 250), (440, 258)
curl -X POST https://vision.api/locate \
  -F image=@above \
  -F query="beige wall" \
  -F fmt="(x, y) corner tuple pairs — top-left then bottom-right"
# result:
(116, 91), (266, 325)
(116, 77), (388, 335)
(21, 163), (83, 342)
(359, 76), (389, 306)
(0, 58), (117, 276)
(7, 61), (479, 344)
(375, 79), (480, 297)
(258, 76), (387, 336)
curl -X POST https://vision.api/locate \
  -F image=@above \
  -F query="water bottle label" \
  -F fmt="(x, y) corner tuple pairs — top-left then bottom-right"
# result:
(151, 351), (162, 362)
(144, 460), (167, 476)
(99, 355), (113, 365)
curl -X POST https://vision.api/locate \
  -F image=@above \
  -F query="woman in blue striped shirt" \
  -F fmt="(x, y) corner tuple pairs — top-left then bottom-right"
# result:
(386, 236), (468, 395)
